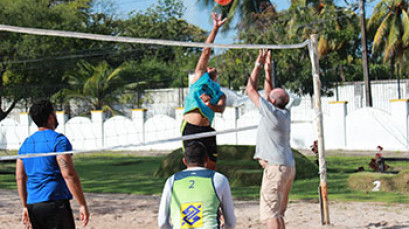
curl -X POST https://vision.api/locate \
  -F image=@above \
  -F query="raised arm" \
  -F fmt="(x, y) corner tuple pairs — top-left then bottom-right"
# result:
(264, 50), (273, 100)
(16, 159), (30, 228)
(246, 50), (268, 108)
(57, 154), (89, 227)
(192, 13), (227, 84)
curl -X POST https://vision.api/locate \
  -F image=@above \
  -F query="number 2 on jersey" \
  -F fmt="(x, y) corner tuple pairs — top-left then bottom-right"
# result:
(189, 180), (195, 189)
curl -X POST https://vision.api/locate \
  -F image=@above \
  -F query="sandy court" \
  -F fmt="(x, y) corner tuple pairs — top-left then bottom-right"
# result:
(0, 189), (408, 229)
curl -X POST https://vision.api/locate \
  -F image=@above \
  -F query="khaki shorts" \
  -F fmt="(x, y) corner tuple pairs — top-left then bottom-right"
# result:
(260, 164), (296, 221)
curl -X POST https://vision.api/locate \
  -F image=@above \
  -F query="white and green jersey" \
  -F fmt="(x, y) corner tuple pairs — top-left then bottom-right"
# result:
(158, 167), (236, 229)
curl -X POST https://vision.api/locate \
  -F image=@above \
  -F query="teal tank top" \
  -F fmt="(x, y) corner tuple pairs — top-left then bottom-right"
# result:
(170, 169), (221, 229)
(184, 73), (224, 124)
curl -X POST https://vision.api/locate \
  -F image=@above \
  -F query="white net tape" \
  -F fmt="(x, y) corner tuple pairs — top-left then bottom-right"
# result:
(0, 125), (257, 161)
(0, 24), (309, 50)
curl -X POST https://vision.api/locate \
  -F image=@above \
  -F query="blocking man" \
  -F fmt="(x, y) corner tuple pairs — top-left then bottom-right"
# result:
(246, 50), (296, 229)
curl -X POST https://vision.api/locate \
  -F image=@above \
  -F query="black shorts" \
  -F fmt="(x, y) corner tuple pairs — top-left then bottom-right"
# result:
(181, 120), (218, 162)
(27, 199), (75, 229)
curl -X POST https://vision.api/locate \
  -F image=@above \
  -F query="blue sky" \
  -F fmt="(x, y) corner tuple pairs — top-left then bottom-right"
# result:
(112, 0), (379, 44)
(113, 0), (291, 44)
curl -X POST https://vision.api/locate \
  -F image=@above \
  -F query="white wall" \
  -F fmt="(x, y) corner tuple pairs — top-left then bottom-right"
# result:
(1, 99), (408, 152)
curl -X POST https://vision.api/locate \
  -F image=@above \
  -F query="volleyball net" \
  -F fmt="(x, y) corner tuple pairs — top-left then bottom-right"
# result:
(0, 23), (320, 162)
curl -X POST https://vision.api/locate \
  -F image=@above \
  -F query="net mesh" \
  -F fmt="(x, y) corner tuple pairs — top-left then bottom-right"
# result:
(0, 23), (312, 161)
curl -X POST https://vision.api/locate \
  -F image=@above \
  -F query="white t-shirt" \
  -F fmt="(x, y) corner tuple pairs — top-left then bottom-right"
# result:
(158, 167), (236, 229)
(254, 97), (295, 167)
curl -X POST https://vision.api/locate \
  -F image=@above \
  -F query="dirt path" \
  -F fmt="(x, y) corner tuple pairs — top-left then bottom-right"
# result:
(1, 189), (408, 229)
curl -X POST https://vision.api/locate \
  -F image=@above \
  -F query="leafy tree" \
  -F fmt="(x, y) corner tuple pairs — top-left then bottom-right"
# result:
(114, 0), (207, 88)
(61, 61), (139, 115)
(215, 1), (361, 95)
(197, 0), (275, 32)
(0, 0), (117, 121)
(368, 0), (409, 79)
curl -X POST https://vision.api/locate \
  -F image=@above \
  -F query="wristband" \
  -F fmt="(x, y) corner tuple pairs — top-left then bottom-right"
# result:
(255, 62), (263, 69)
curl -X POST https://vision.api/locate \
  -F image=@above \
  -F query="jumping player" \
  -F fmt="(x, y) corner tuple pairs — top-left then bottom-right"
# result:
(181, 12), (227, 171)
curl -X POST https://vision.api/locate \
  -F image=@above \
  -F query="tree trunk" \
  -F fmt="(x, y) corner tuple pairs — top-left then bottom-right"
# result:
(339, 64), (346, 82)
(0, 100), (17, 122)
(389, 56), (395, 80)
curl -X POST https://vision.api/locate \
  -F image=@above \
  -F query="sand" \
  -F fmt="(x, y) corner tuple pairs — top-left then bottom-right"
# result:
(0, 189), (408, 229)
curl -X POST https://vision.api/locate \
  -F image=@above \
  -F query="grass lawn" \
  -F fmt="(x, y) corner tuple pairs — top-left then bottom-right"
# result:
(0, 153), (408, 203)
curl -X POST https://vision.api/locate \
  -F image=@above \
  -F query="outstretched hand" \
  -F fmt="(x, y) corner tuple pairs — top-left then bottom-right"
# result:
(211, 12), (227, 29)
(264, 50), (271, 72)
(256, 49), (269, 65)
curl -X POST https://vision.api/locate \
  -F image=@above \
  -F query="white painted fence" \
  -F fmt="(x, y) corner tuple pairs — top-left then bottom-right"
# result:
(1, 99), (408, 152)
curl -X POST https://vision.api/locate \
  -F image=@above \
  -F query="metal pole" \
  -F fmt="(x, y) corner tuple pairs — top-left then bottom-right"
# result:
(360, 0), (373, 107)
(181, 74), (185, 106)
(137, 78), (140, 108)
(310, 34), (330, 225)
(397, 65), (401, 99)
(179, 74), (182, 107)
(272, 60), (277, 88)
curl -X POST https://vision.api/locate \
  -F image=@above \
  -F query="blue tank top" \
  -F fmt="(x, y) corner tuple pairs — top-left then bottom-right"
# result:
(184, 73), (224, 124)
(18, 130), (73, 204)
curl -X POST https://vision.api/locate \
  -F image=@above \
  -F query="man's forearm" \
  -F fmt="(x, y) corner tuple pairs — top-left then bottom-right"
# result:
(206, 26), (219, 44)
(16, 159), (28, 207)
(264, 70), (273, 99)
(196, 26), (219, 71)
(207, 103), (225, 113)
(247, 64), (261, 92)
(64, 175), (87, 207)
(58, 155), (87, 207)
(246, 64), (262, 107)
(16, 179), (28, 207)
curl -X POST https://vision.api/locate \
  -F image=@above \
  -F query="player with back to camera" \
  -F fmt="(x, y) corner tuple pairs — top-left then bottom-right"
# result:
(16, 100), (89, 229)
(246, 50), (296, 229)
(158, 141), (236, 229)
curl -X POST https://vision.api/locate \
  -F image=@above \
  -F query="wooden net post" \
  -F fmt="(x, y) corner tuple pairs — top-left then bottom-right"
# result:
(309, 34), (330, 225)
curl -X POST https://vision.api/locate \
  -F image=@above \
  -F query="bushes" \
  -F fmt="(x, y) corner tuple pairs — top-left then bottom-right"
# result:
(348, 170), (409, 194)
(154, 145), (319, 186)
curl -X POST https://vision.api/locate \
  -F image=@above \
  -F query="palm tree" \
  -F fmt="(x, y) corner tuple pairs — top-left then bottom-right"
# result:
(60, 61), (139, 115)
(368, 0), (409, 80)
(197, 0), (276, 31)
(270, 1), (360, 82)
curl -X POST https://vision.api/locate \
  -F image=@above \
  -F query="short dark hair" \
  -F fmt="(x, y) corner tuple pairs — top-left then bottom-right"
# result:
(184, 141), (207, 166)
(29, 100), (55, 128)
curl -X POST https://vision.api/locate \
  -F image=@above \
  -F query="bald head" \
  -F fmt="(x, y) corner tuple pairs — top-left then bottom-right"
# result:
(269, 88), (289, 109)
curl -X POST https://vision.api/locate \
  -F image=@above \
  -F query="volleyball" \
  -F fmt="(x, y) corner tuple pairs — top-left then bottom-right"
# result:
(215, 0), (232, 6)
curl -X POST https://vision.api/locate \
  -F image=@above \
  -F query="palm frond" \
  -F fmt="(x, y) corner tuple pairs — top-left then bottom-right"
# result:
(368, 1), (388, 32)
(387, 15), (400, 50)
(402, 9), (409, 47)
(372, 12), (392, 52)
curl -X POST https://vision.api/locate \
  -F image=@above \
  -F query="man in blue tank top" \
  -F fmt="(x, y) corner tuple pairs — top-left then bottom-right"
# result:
(182, 12), (227, 170)
(16, 100), (89, 229)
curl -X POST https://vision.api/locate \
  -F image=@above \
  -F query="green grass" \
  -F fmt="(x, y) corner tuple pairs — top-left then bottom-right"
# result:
(1, 152), (408, 203)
